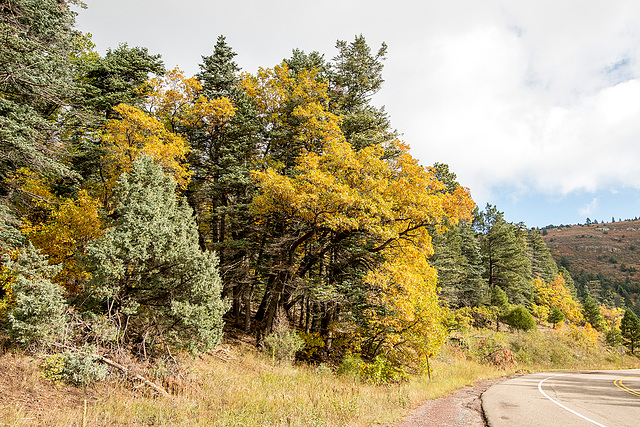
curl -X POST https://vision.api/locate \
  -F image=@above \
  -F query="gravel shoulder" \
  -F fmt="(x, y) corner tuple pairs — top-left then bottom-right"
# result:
(390, 377), (511, 427)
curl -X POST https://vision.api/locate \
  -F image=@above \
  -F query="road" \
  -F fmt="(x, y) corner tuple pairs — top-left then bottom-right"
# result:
(482, 370), (640, 426)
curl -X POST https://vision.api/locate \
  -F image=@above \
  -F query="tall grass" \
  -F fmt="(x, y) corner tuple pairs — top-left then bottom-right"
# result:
(2, 327), (638, 426)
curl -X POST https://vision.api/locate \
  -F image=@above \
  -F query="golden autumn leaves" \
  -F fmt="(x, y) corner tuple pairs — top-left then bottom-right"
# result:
(17, 61), (476, 371)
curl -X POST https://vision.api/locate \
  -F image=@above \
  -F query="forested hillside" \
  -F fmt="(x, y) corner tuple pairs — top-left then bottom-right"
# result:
(542, 219), (640, 312)
(1, 0), (636, 399)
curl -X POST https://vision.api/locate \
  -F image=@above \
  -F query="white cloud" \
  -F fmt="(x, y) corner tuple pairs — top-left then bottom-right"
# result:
(579, 198), (599, 217)
(74, 0), (640, 218)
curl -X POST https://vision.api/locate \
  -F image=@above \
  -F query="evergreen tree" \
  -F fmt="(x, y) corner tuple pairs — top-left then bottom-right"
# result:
(526, 230), (558, 282)
(503, 306), (536, 332)
(582, 295), (605, 331)
(548, 305), (565, 328)
(86, 156), (229, 353)
(491, 285), (509, 331)
(429, 163), (485, 307)
(329, 35), (396, 150)
(4, 244), (66, 347)
(620, 308), (640, 354)
(477, 205), (532, 304)
(193, 36), (261, 327)
(0, 0), (79, 224)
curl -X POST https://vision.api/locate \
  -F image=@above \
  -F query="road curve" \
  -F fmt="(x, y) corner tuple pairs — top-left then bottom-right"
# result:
(482, 370), (640, 427)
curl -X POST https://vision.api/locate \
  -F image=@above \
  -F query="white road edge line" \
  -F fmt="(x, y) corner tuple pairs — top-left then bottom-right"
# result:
(538, 374), (607, 427)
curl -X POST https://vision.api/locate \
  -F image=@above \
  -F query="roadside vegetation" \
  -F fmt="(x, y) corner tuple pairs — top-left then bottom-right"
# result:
(3, 2), (640, 426)
(2, 322), (637, 427)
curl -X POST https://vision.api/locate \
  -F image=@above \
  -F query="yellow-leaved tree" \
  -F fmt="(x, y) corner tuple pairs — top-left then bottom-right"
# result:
(533, 274), (584, 324)
(252, 136), (474, 371)
(13, 170), (103, 294)
(99, 68), (235, 205)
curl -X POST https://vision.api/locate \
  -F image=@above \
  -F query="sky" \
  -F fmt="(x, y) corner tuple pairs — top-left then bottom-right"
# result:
(72, 0), (640, 228)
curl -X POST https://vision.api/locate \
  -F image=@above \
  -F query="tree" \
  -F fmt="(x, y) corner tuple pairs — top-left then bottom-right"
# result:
(503, 306), (536, 332)
(533, 275), (583, 324)
(490, 285), (509, 331)
(77, 43), (165, 119)
(0, 0), (79, 231)
(191, 38), (262, 328)
(526, 230), (558, 282)
(548, 306), (565, 328)
(477, 205), (532, 304)
(86, 156), (229, 354)
(329, 35), (395, 150)
(428, 164), (485, 307)
(582, 295), (605, 331)
(620, 308), (640, 354)
(251, 137), (474, 366)
(4, 244), (67, 348)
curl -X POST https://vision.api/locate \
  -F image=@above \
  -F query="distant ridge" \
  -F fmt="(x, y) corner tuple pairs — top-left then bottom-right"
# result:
(541, 219), (640, 308)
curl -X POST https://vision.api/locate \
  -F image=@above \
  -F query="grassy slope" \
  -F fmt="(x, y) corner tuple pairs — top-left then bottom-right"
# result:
(2, 326), (638, 426)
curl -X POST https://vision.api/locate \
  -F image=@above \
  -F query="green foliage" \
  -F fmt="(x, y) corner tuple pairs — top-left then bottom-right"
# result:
(503, 306), (536, 332)
(582, 295), (605, 331)
(42, 345), (108, 386)
(0, 0), (78, 197)
(4, 244), (67, 348)
(360, 356), (407, 384)
(605, 324), (623, 348)
(336, 353), (364, 378)
(548, 305), (565, 327)
(620, 308), (640, 353)
(478, 205), (532, 305)
(87, 156), (229, 353)
(263, 315), (305, 363)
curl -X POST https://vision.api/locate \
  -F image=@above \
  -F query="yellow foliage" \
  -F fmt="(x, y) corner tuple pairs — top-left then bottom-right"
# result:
(533, 275), (584, 324)
(364, 244), (448, 370)
(100, 67), (235, 201)
(253, 136), (475, 371)
(601, 305), (625, 327)
(148, 67), (235, 133)
(101, 103), (191, 191)
(21, 189), (103, 294)
(241, 63), (341, 159)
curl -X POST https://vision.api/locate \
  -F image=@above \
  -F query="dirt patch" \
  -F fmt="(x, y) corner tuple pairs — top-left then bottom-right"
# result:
(392, 378), (508, 427)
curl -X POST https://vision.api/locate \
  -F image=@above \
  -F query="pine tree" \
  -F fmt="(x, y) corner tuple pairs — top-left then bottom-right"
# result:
(87, 156), (229, 353)
(192, 36), (261, 327)
(477, 205), (532, 304)
(548, 305), (565, 328)
(582, 295), (605, 331)
(620, 308), (640, 354)
(526, 230), (558, 282)
(329, 35), (396, 150)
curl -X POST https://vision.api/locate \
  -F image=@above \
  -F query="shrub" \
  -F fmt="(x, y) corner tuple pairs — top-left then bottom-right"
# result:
(4, 245), (67, 348)
(337, 353), (363, 378)
(263, 314), (304, 363)
(42, 345), (108, 386)
(503, 306), (536, 331)
(360, 356), (407, 384)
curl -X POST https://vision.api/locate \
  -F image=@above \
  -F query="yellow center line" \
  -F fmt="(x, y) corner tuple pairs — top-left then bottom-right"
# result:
(614, 375), (640, 398)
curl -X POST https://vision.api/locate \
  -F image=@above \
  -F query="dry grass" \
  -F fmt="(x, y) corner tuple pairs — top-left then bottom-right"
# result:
(2, 327), (639, 426)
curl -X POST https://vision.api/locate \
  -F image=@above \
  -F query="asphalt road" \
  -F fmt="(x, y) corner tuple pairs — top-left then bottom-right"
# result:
(482, 370), (640, 426)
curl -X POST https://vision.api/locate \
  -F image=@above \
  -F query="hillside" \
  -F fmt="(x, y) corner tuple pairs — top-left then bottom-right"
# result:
(541, 219), (640, 307)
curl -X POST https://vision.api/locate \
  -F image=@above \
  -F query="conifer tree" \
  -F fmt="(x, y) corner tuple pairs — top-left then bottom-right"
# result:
(621, 308), (640, 354)
(87, 156), (229, 353)
(548, 305), (565, 328)
(477, 205), (532, 304)
(582, 295), (605, 331)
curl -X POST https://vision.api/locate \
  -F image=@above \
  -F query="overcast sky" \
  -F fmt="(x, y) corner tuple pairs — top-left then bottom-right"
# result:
(73, 0), (640, 228)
